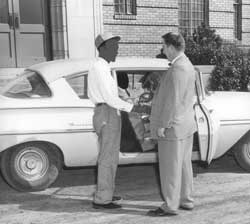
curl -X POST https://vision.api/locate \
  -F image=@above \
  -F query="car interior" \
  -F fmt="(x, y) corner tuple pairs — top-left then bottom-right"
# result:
(117, 70), (200, 154)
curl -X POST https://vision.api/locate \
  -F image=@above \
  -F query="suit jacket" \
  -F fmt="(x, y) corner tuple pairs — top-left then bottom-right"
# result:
(150, 54), (197, 140)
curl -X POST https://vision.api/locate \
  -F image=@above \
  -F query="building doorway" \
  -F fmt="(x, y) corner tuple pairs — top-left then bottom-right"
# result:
(0, 0), (51, 68)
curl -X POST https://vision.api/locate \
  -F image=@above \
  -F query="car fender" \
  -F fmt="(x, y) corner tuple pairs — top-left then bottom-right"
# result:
(0, 132), (99, 167)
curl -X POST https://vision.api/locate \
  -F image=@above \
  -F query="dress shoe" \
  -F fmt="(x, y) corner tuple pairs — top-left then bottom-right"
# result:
(112, 196), (122, 202)
(92, 202), (122, 209)
(179, 205), (194, 211)
(147, 207), (178, 217)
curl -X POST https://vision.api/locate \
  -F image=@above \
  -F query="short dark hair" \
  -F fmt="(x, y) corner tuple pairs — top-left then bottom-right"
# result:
(162, 32), (185, 51)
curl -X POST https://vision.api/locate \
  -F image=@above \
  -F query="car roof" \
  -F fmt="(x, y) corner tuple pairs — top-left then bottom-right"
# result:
(28, 57), (170, 83)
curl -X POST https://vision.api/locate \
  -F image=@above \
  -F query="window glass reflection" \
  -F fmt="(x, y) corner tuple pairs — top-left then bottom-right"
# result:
(0, 0), (8, 24)
(20, 0), (43, 24)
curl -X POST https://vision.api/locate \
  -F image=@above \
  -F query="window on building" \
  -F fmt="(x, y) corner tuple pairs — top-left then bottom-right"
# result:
(179, 0), (209, 36)
(234, 0), (242, 40)
(114, 0), (136, 15)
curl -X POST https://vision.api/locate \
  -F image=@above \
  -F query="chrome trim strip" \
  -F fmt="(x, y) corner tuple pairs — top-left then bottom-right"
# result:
(0, 106), (94, 110)
(221, 119), (250, 122)
(112, 67), (168, 70)
(220, 119), (250, 126)
(0, 128), (95, 136)
(221, 123), (250, 126)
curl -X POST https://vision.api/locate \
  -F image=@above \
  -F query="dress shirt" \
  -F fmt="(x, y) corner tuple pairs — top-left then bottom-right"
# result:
(88, 57), (133, 112)
(170, 52), (184, 65)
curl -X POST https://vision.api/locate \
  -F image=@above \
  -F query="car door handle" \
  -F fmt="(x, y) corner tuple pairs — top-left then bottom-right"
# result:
(68, 122), (84, 127)
(8, 14), (14, 29)
(14, 13), (19, 29)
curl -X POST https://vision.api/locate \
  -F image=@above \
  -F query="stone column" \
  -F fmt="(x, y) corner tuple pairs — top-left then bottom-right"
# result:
(93, 0), (103, 56)
(50, 0), (69, 59)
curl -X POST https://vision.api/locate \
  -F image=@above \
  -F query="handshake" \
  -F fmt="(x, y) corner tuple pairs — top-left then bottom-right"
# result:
(131, 104), (151, 114)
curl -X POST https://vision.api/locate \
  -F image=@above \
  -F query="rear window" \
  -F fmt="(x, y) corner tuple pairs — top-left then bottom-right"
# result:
(2, 71), (51, 98)
(65, 73), (88, 99)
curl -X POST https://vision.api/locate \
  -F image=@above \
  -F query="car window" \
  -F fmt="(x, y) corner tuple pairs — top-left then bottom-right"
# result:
(116, 70), (164, 104)
(66, 73), (88, 99)
(2, 71), (51, 98)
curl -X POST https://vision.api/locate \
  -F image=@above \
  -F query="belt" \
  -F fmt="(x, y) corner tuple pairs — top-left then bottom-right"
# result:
(95, 103), (107, 107)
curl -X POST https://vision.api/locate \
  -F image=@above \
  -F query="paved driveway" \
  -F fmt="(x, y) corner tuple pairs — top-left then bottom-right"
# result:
(1, 154), (250, 224)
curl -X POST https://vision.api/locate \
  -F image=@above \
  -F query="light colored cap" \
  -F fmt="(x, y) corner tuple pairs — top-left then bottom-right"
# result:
(95, 32), (121, 49)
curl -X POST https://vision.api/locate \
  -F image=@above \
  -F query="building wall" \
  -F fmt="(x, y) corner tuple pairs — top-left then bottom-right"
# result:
(209, 0), (235, 40)
(209, 0), (250, 46)
(102, 0), (179, 57)
(102, 0), (250, 58)
(66, 0), (102, 59)
(242, 0), (250, 46)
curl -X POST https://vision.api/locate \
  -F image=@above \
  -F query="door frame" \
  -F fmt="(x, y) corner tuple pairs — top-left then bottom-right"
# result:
(0, 0), (52, 68)
(194, 67), (220, 164)
(0, 0), (16, 67)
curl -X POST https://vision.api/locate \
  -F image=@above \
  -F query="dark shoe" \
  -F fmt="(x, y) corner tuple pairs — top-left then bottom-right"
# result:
(147, 207), (178, 217)
(92, 202), (122, 209)
(179, 205), (194, 211)
(112, 196), (122, 202)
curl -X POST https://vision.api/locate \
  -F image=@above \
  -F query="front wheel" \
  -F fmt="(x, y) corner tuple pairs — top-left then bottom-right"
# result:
(234, 141), (250, 172)
(0, 142), (62, 191)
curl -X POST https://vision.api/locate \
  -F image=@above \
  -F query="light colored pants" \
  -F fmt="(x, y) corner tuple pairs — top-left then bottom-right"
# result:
(93, 104), (121, 204)
(158, 135), (194, 213)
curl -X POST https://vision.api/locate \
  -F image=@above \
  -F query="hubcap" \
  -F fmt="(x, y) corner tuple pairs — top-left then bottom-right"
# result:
(14, 146), (49, 181)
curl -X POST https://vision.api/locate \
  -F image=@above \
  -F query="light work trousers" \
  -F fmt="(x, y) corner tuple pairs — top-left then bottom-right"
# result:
(93, 104), (121, 204)
(158, 135), (194, 214)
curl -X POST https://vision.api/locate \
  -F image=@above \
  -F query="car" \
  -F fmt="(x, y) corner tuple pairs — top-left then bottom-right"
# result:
(0, 58), (250, 192)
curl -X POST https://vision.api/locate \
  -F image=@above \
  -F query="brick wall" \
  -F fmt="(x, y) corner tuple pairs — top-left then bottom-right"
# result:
(102, 0), (250, 58)
(242, 0), (250, 46)
(205, 0), (250, 46)
(102, 0), (179, 57)
(209, 0), (250, 46)
(209, 0), (235, 41)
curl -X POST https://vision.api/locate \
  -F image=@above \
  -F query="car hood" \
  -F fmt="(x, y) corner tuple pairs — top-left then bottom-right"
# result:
(206, 91), (250, 121)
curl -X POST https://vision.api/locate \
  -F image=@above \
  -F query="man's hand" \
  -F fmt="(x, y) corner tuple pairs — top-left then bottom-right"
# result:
(131, 105), (151, 114)
(157, 128), (166, 138)
(131, 105), (144, 113)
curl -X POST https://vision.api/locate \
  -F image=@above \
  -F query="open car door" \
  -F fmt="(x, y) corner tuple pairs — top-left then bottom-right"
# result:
(194, 67), (220, 164)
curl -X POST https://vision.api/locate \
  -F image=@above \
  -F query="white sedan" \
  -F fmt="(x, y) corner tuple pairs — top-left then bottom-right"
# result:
(0, 58), (250, 191)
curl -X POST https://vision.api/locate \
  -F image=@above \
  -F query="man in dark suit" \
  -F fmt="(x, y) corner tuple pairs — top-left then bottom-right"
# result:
(148, 32), (197, 216)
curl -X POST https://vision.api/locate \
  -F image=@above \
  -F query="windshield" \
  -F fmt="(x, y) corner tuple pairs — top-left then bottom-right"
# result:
(2, 70), (51, 98)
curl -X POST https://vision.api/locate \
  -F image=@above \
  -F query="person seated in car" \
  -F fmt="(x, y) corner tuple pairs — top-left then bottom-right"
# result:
(117, 71), (132, 102)
(117, 72), (156, 152)
(140, 71), (163, 93)
(117, 71), (143, 152)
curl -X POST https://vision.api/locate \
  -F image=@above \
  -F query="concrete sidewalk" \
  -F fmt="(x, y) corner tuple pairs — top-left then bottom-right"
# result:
(1, 155), (250, 224)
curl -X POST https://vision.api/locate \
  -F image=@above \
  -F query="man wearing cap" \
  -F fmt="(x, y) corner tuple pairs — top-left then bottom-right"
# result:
(88, 32), (141, 209)
(148, 32), (196, 216)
